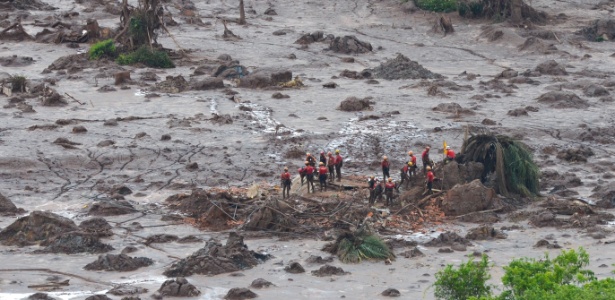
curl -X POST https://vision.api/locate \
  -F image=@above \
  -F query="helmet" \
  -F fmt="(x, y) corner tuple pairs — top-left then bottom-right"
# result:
(321, 151), (325, 154)
(446, 146), (450, 150)
(383, 156), (388, 160)
(304, 161), (309, 165)
(284, 167), (288, 171)
(306, 152), (311, 156)
(335, 149), (340, 154)
(426, 166), (432, 171)
(370, 175), (375, 179)
(408, 162), (413, 166)
(408, 151), (413, 156)
(327, 151), (332, 155)
(426, 146), (430, 150)
(319, 162), (324, 165)
(388, 178), (393, 182)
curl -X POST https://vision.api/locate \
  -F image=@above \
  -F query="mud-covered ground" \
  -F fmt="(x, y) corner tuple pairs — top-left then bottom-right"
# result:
(0, 0), (615, 299)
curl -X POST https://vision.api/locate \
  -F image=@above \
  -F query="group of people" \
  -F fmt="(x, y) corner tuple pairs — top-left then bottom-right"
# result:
(280, 145), (457, 203)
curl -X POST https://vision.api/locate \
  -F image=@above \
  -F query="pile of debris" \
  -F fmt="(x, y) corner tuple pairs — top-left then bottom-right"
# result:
(362, 54), (442, 80)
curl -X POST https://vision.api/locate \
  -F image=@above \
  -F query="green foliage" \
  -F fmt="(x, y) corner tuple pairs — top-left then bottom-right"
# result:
(116, 46), (175, 68)
(9, 75), (27, 92)
(458, 1), (484, 18)
(596, 36), (606, 42)
(414, 0), (457, 12)
(325, 231), (395, 263)
(129, 13), (150, 47)
(89, 39), (116, 60)
(434, 248), (615, 300)
(434, 255), (492, 300)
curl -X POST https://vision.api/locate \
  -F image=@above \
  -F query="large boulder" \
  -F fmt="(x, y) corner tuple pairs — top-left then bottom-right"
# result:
(439, 161), (484, 190)
(536, 91), (589, 109)
(0, 211), (78, 246)
(591, 185), (615, 208)
(338, 96), (372, 111)
(158, 277), (200, 297)
(441, 180), (496, 216)
(85, 254), (154, 271)
(37, 231), (114, 254)
(535, 60), (567, 75)
(0, 192), (25, 215)
(328, 35), (372, 54)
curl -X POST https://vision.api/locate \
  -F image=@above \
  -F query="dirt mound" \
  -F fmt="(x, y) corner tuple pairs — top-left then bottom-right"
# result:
(580, 19), (615, 41)
(294, 31), (327, 44)
(163, 232), (270, 277)
(0, 211), (78, 246)
(534, 239), (561, 249)
(38, 231), (114, 254)
(144, 234), (179, 245)
(305, 255), (334, 264)
(536, 91), (589, 109)
(224, 287), (257, 300)
(190, 78), (224, 90)
(364, 54), (441, 80)
(107, 285), (148, 296)
(84, 295), (112, 300)
(381, 288), (401, 297)
(79, 218), (113, 237)
(45, 54), (102, 71)
(518, 37), (558, 53)
(399, 247), (424, 258)
(87, 200), (137, 216)
(243, 206), (298, 232)
(338, 96), (372, 111)
(424, 232), (471, 247)
(591, 185), (615, 208)
(6, 0), (55, 10)
(328, 35), (372, 54)
(237, 75), (271, 89)
(158, 277), (200, 297)
(465, 225), (507, 240)
(0, 22), (34, 41)
(284, 261), (305, 273)
(529, 212), (564, 227)
(441, 180), (496, 216)
(0, 192), (25, 215)
(556, 146), (594, 162)
(84, 254), (154, 271)
(178, 235), (202, 243)
(26, 293), (57, 300)
(578, 126), (615, 144)
(154, 75), (189, 93)
(250, 278), (274, 289)
(507, 108), (528, 116)
(584, 84), (609, 97)
(213, 61), (249, 79)
(0, 55), (34, 67)
(535, 60), (568, 75)
(311, 265), (349, 276)
(432, 102), (475, 115)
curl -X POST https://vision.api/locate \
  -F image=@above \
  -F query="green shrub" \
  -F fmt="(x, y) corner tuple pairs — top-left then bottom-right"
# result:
(9, 75), (27, 92)
(414, 0), (457, 12)
(458, 1), (484, 18)
(434, 254), (491, 300)
(89, 39), (116, 60)
(116, 46), (175, 68)
(323, 231), (395, 264)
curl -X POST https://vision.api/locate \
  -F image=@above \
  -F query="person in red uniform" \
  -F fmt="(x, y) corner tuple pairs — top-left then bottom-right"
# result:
(334, 149), (343, 181)
(381, 155), (391, 180)
(281, 167), (292, 199)
(385, 178), (396, 206)
(400, 162), (412, 189)
(408, 151), (417, 176)
(422, 146), (431, 174)
(368, 175), (378, 206)
(306, 152), (316, 167)
(327, 151), (336, 182)
(445, 146), (456, 163)
(426, 166), (435, 195)
(298, 163), (307, 186)
(319, 151), (327, 166)
(318, 162), (328, 191)
(305, 161), (315, 193)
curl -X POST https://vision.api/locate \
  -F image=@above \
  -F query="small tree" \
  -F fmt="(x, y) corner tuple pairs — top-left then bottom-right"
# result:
(434, 255), (492, 300)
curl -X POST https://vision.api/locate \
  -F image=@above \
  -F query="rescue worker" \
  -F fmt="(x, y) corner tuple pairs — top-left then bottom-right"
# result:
(319, 151), (327, 166)
(281, 167), (292, 199)
(425, 166), (435, 195)
(422, 146), (431, 174)
(327, 151), (336, 182)
(400, 162), (412, 189)
(368, 175), (378, 206)
(318, 162), (328, 191)
(305, 160), (315, 193)
(381, 155), (391, 180)
(408, 151), (417, 176)
(385, 177), (396, 206)
(298, 163), (307, 186)
(444, 146), (456, 163)
(334, 149), (343, 181)
(306, 152), (316, 167)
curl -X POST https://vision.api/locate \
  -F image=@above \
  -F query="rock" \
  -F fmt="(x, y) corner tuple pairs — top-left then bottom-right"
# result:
(441, 180), (496, 216)
(103, 119), (118, 126)
(38, 231), (114, 254)
(529, 212), (563, 227)
(465, 225), (507, 240)
(537, 91), (589, 109)
(163, 233), (270, 277)
(438, 248), (454, 253)
(363, 54), (441, 80)
(329, 35), (372, 54)
(499, 69), (518, 78)
(155, 75), (189, 93)
(432, 102), (475, 115)
(294, 31), (326, 44)
(534, 239), (561, 249)
(284, 261), (305, 274)
(451, 242), (467, 251)
(305, 255), (334, 264)
(88, 200), (137, 216)
(263, 7), (277, 15)
(79, 218), (113, 237)
(191, 78), (224, 90)
(399, 247), (424, 258)
(107, 285), (148, 296)
(72, 125), (87, 133)
(425, 232), (471, 247)
(272, 29), (287, 36)
(85, 295), (112, 300)
(186, 162), (198, 171)
(177, 235), (203, 243)
(161, 134), (171, 141)
(272, 92), (290, 99)
(0, 211), (78, 246)
(97, 85), (117, 92)
(114, 71), (131, 86)
(580, 19), (615, 41)
(338, 96), (372, 111)
(556, 146), (594, 162)
(224, 287), (257, 300)
(114, 186), (133, 195)
(84, 254), (154, 271)
(400, 1), (417, 13)
(322, 82), (338, 88)
(27, 293), (57, 300)
(482, 118), (497, 125)
(237, 75), (271, 89)
(97, 140), (115, 147)
(439, 161), (484, 190)
(381, 288), (400, 297)
(145, 234), (179, 245)
(250, 278), (274, 289)
(311, 265), (349, 276)
(270, 70), (293, 84)
(218, 54), (233, 61)
(158, 277), (201, 297)
(507, 108), (528, 116)
(140, 71), (158, 81)
(584, 84), (609, 97)
(591, 185), (615, 208)
(535, 60), (567, 75)
(0, 192), (25, 215)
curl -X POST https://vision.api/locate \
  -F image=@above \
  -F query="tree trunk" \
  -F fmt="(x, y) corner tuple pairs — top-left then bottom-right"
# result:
(239, 0), (246, 25)
(510, 0), (523, 24)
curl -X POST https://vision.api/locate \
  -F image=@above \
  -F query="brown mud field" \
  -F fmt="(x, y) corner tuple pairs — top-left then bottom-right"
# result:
(1, 0), (615, 299)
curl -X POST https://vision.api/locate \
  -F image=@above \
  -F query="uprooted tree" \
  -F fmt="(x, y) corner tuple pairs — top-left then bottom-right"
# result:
(457, 0), (547, 24)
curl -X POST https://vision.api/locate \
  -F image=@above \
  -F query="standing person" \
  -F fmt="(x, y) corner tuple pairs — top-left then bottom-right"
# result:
(306, 153), (316, 167)
(425, 166), (435, 195)
(319, 151), (327, 166)
(281, 167), (292, 199)
(318, 162), (328, 191)
(422, 146), (431, 174)
(408, 151), (417, 177)
(444, 146), (456, 163)
(327, 151), (336, 182)
(334, 149), (343, 182)
(400, 162), (411, 189)
(368, 175), (378, 206)
(298, 163), (307, 186)
(305, 161), (315, 193)
(381, 156), (391, 180)
(385, 178), (396, 206)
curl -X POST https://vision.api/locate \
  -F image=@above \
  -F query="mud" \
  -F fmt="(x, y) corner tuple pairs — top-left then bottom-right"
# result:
(84, 254), (154, 271)
(363, 54), (441, 80)
(0, 211), (78, 246)
(311, 265), (350, 276)
(37, 231), (114, 254)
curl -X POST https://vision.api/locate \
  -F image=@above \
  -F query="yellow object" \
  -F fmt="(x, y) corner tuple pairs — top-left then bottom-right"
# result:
(408, 162), (413, 166)
(443, 140), (448, 156)
(280, 76), (304, 88)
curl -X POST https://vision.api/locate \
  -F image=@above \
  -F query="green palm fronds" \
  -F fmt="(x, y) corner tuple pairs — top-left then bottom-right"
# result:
(323, 231), (395, 264)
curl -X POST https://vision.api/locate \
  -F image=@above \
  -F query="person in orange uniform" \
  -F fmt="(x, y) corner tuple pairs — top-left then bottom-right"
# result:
(281, 167), (292, 199)
(445, 146), (456, 163)
(422, 146), (431, 174)
(408, 151), (417, 176)
(318, 162), (328, 191)
(385, 178), (396, 206)
(305, 161), (315, 193)
(381, 155), (391, 180)
(334, 149), (343, 181)
(426, 166), (435, 195)
(327, 151), (336, 182)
